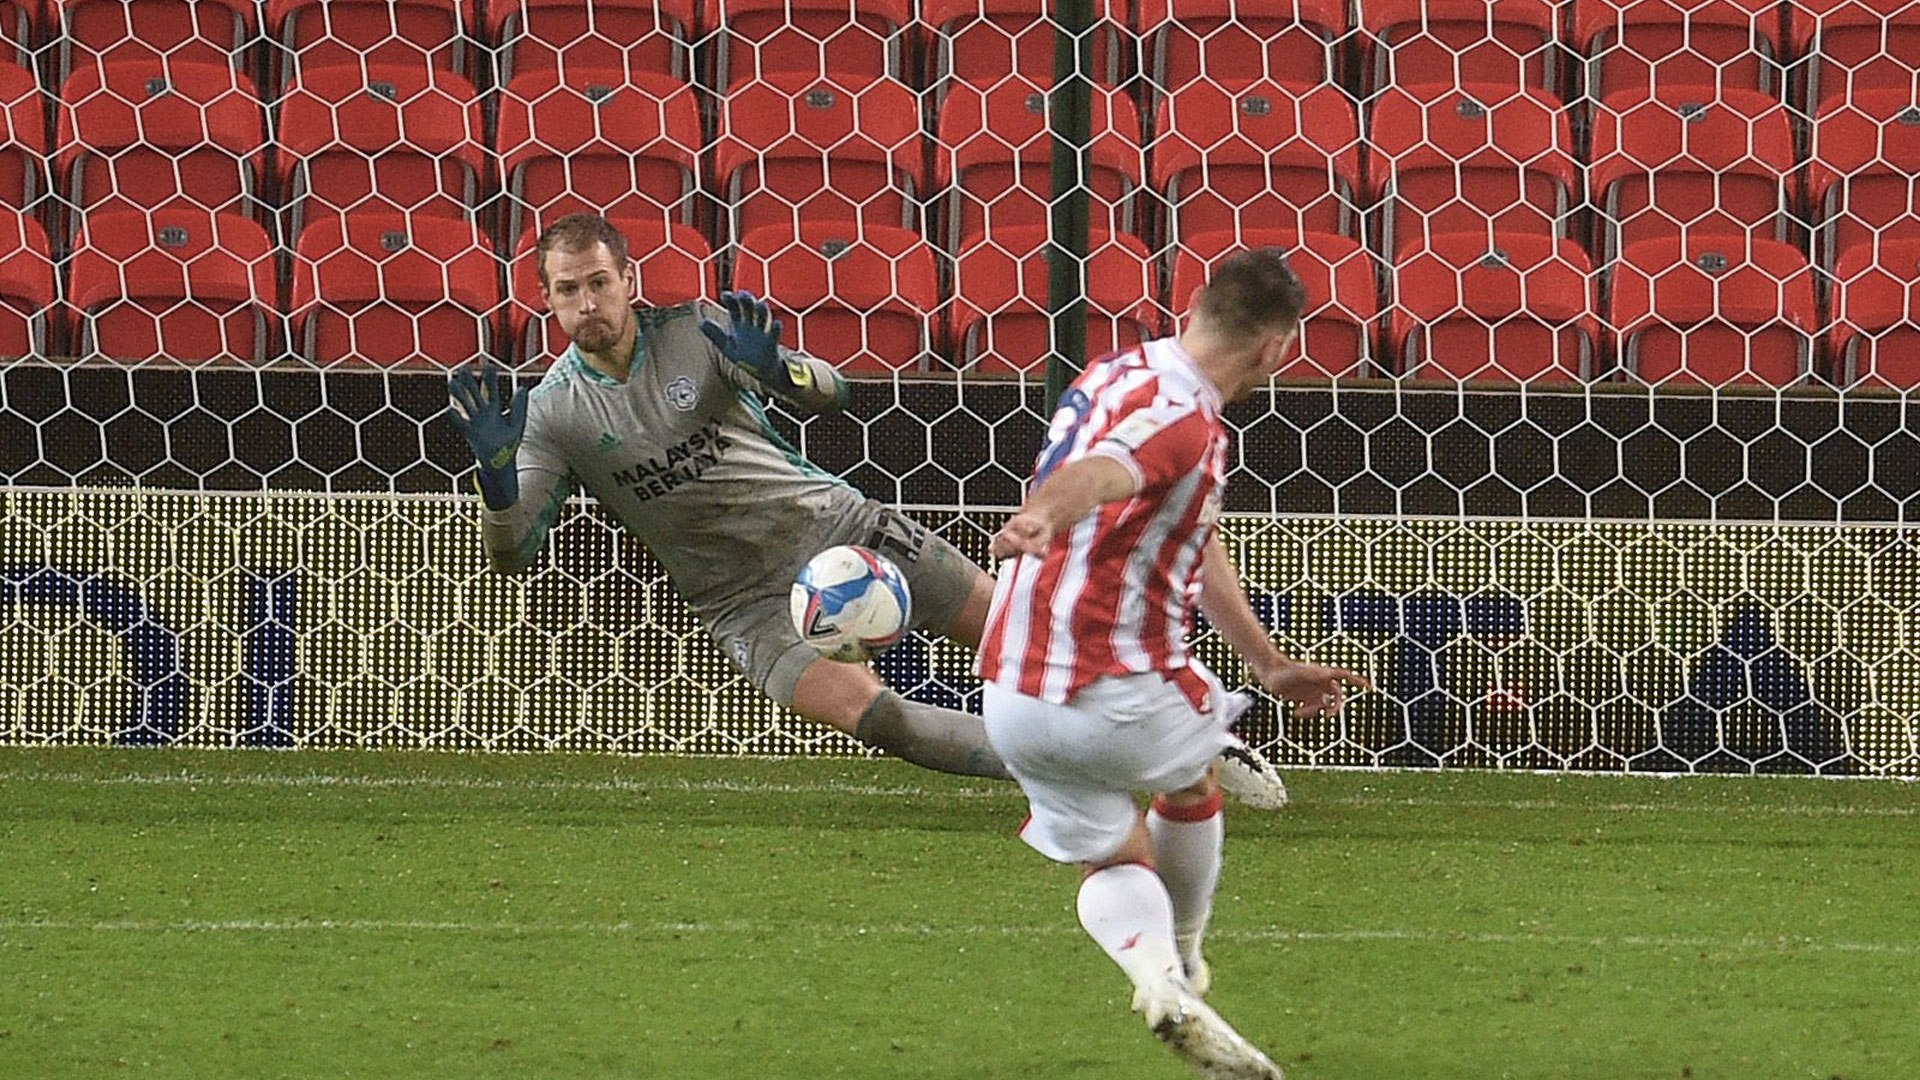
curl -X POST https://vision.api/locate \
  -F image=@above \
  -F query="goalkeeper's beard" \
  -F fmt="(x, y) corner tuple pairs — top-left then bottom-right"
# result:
(571, 311), (626, 354)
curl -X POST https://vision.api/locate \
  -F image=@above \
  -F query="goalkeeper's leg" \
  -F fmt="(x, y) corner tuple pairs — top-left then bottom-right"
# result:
(790, 658), (1010, 780)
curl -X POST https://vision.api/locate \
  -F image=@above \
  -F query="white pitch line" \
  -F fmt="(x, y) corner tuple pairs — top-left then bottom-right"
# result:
(0, 767), (1914, 819)
(0, 917), (1912, 957)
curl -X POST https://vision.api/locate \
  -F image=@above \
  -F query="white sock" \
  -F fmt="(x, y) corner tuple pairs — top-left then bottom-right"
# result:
(1148, 793), (1224, 972)
(1076, 863), (1185, 991)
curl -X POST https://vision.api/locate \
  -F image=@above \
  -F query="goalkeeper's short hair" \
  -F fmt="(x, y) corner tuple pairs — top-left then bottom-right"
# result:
(535, 212), (631, 290)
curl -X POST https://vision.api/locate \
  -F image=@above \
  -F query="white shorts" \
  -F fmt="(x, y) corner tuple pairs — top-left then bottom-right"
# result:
(982, 666), (1236, 865)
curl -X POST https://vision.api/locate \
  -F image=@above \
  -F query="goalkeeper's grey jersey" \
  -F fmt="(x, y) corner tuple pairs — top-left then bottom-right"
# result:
(480, 301), (860, 613)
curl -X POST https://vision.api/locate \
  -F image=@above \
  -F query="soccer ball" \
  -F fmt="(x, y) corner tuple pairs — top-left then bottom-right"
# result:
(789, 544), (913, 663)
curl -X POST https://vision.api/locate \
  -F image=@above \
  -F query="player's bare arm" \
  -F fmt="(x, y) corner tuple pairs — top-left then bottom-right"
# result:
(1197, 535), (1370, 717)
(991, 455), (1140, 559)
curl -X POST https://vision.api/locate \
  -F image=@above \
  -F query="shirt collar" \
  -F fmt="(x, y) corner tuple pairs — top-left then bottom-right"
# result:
(562, 318), (646, 384)
(1160, 336), (1224, 410)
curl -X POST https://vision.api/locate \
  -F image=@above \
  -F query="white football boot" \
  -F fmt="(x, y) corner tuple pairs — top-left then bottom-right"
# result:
(1133, 973), (1285, 1080)
(1216, 693), (1289, 810)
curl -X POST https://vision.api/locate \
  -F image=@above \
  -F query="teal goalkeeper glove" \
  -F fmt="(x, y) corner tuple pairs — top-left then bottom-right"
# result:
(699, 290), (815, 396)
(447, 360), (529, 512)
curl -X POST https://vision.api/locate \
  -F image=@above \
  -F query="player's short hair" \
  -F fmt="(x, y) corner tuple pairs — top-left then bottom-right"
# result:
(535, 213), (630, 291)
(1192, 247), (1307, 342)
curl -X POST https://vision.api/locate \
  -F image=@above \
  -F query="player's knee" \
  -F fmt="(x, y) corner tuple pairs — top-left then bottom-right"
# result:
(788, 658), (886, 735)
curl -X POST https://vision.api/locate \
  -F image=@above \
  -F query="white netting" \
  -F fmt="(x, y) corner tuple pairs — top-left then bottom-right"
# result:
(0, 1), (1917, 774)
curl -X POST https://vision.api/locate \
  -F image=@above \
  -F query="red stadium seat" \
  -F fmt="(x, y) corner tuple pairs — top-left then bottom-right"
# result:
(289, 213), (499, 369)
(1806, 90), (1920, 272)
(1607, 237), (1818, 387)
(275, 65), (486, 238)
(0, 59), (45, 210)
(1363, 0), (1562, 98)
(1170, 229), (1376, 379)
(1137, 0), (1347, 95)
(1574, 0), (1785, 100)
(713, 75), (925, 242)
(1790, 0), (1920, 110)
(55, 59), (267, 234)
(1587, 88), (1797, 260)
(0, 1), (32, 66)
(0, 206), (53, 357)
(488, 0), (699, 84)
(506, 218), (714, 364)
(496, 72), (702, 252)
(1829, 240), (1920, 388)
(1387, 234), (1597, 383)
(66, 208), (277, 364)
(945, 226), (1160, 377)
(54, 0), (256, 82)
(729, 223), (938, 374)
(1366, 85), (1576, 257)
(934, 81), (1142, 251)
(268, 0), (474, 89)
(922, 0), (1125, 89)
(711, 0), (911, 90)
(1151, 79), (1361, 246)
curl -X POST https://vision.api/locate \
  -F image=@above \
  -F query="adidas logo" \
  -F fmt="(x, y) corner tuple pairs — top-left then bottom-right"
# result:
(597, 432), (621, 451)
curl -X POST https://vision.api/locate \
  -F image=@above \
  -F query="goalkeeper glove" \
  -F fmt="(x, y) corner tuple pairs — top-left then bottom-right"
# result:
(699, 290), (815, 396)
(447, 359), (529, 512)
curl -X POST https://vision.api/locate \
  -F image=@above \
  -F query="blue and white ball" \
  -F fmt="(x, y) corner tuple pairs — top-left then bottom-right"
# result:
(790, 544), (913, 663)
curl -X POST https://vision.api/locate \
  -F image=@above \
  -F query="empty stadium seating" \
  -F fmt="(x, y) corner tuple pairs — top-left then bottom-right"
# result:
(729, 222), (939, 373)
(1151, 79), (1361, 246)
(1587, 88), (1798, 259)
(0, 59), (44, 210)
(268, 0), (474, 89)
(1171, 229), (1376, 379)
(923, 0), (1125, 89)
(488, 0), (699, 84)
(1, 0), (1908, 387)
(55, 58), (267, 234)
(1829, 240), (1920, 388)
(1137, 0), (1346, 96)
(1806, 89), (1920, 271)
(0, 205), (53, 357)
(1366, 85), (1576, 257)
(1364, 0), (1562, 98)
(1388, 234), (1598, 383)
(54, 0), (257, 81)
(275, 65), (486, 238)
(935, 80), (1142, 250)
(1791, 0), (1920, 110)
(66, 207), (278, 363)
(1607, 238), (1818, 387)
(289, 212), (499, 368)
(946, 226), (1160, 376)
(496, 72), (703, 251)
(714, 75), (925, 241)
(1574, 0), (1786, 100)
(711, 0), (911, 90)
(0, 1), (31, 66)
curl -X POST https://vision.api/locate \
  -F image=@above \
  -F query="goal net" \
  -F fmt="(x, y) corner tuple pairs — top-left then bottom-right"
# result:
(1, 0), (1916, 775)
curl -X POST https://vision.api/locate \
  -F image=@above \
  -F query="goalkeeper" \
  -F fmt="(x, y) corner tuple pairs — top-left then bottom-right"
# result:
(447, 213), (1290, 799)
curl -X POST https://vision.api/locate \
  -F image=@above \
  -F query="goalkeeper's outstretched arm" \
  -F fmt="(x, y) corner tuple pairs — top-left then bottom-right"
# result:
(448, 359), (573, 576)
(700, 291), (849, 416)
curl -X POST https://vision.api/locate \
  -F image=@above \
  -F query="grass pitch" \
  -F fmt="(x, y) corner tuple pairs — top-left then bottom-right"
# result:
(1, 748), (1915, 1080)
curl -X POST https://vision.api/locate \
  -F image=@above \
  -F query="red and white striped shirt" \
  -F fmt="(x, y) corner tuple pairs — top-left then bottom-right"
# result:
(977, 337), (1229, 713)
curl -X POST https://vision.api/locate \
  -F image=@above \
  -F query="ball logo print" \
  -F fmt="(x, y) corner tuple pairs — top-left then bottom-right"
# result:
(789, 545), (912, 663)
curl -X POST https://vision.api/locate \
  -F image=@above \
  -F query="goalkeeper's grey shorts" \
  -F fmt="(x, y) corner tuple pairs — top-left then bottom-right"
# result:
(706, 499), (984, 708)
